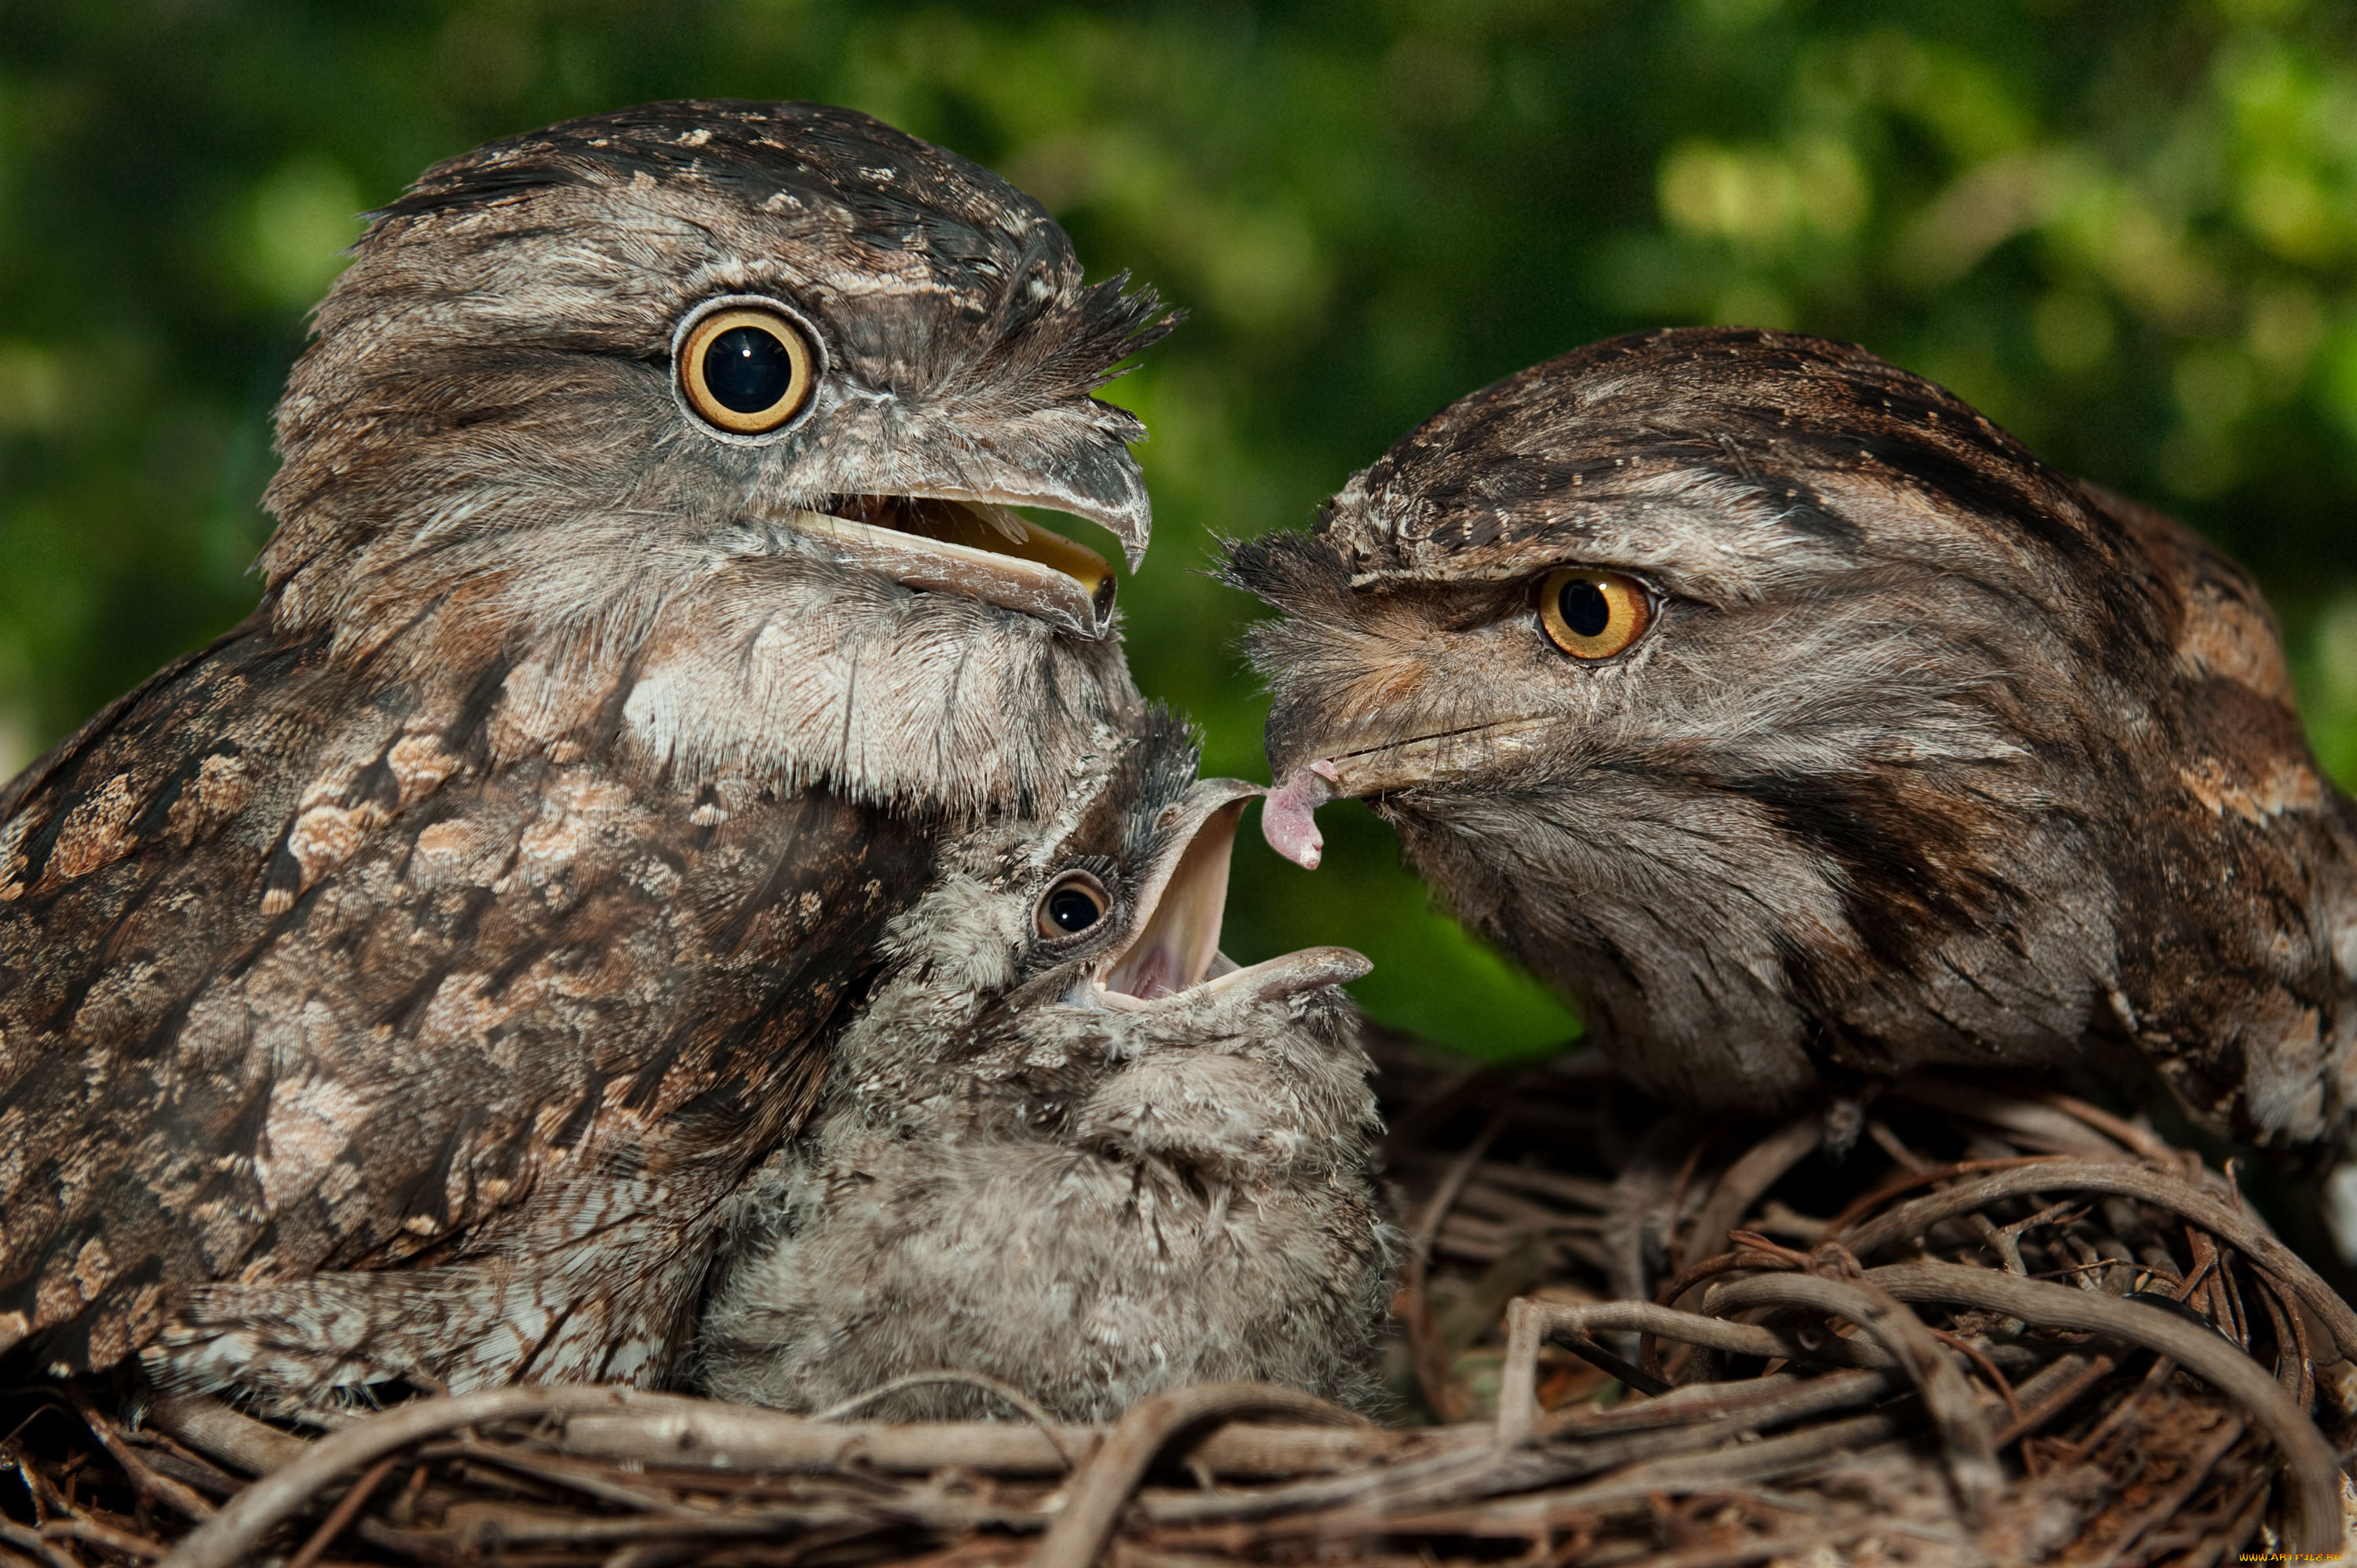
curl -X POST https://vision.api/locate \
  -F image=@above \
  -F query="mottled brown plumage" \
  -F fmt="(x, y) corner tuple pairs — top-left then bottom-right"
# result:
(1237, 328), (2357, 1152)
(0, 100), (1171, 1400)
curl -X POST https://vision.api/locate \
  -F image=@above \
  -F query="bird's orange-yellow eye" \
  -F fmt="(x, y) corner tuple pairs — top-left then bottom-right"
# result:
(678, 304), (817, 434)
(1036, 870), (1110, 940)
(1537, 568), (1652, 659)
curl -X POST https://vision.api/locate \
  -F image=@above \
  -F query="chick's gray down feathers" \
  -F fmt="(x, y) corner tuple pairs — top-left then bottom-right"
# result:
(0, 100), (1170, 1395)
(1236, 327), (2357, 1152)
(699, 715), (1397, 1420)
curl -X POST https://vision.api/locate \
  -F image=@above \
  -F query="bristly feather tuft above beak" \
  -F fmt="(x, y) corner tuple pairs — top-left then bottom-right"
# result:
(1017, 274), (1183, 400)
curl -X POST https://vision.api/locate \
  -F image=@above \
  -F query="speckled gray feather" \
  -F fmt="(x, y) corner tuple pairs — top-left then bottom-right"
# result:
(698, 716), (1398, 1421)
(1234, 328), (2357, 1152)
(0, 101), (1170, 1397)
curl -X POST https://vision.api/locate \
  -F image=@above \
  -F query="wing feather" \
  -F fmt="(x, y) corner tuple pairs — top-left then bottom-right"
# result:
(0, 620), (928, 1375)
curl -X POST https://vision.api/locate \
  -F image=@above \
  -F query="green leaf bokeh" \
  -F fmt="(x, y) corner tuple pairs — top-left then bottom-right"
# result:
(5, 0), (2356, 1057)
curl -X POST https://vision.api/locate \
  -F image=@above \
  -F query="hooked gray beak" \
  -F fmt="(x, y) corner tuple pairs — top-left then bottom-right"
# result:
(790, 494), (1120, 639)
(765, 421), (1153, 640)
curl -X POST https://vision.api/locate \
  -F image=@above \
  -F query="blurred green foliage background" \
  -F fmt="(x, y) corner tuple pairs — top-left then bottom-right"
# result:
(5, 0), (2357, 1057)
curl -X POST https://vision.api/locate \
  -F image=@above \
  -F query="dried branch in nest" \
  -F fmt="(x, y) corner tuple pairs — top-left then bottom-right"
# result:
(3, 1049), (2352, 1566)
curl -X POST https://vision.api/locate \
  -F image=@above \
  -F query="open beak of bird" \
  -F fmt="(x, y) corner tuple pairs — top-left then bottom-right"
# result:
(1092, 779), (1371, 1010)
(784, 493), (1123, 639)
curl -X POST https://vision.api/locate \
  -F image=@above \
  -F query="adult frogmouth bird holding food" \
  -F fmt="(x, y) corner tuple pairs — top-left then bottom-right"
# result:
(1237, 327), (2357, 1153)
(699, 713), (1394, 1421)
(0, 101), (1174, 1401)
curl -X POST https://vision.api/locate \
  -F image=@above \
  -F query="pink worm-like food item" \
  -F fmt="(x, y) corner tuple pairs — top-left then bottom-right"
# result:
(1260, 761), (1341, 870)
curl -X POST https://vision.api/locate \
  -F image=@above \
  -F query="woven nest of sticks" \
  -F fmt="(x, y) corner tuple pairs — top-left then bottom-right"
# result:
(6, 1042), (2356, 1568)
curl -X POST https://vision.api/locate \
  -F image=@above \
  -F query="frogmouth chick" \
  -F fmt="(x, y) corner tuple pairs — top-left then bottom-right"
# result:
(0, 101), (1174, 1401)
(699, 714), (1395, 1421)
(1235, 327), (2357, 1154)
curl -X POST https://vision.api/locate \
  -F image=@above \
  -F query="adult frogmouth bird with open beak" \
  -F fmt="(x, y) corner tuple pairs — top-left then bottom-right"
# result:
(699, 713), (1393, 1421)
(1237, 328), (2357, 1154)
(0, 100), (1173, 1401)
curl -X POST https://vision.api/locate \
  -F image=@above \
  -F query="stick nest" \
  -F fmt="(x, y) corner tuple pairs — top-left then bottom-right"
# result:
(6, 1043), (2355, 1567)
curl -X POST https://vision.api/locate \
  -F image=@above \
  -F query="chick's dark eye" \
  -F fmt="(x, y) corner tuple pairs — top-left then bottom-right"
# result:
(1538, 568), (1652, 659)
(1036, 872), (1109, 938)
(678, 303), (817, 434)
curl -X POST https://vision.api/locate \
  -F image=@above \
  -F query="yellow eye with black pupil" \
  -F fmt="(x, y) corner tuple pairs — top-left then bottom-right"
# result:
(1036, 871), (1109, 939)
(1538, 568), (1651, 659)
(679, 306), (816, 434)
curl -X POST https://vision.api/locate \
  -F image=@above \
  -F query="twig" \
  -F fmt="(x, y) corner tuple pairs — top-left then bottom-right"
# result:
(1699, 1272), (2000, 1515)
(1906, 1081), (2139, 1161)
(810, 1372), (1080, 1467)
(1832, 1161), (2357, 1362)
(555, 1401), (1416, 1480)
(2180, 1225), (2234, 1342)
(1547, 1517), (1963, 1568)
(1866, 1118), (1933, 1172)
(1031, 1383), (1368, 1568)
(1928, 1326), (2024, 1424)
(0, 1519), (80, 1568)
(282, 1453), (397, 1568)
(1410, 1118), (1506, 1267)
(2246, 1267), (2308, 1402)
(1678, 1116), (1823, 1273)
(142, 1395), (309, 1478)
(1403, 1114), (1505, 1420)
(156, 1384), (647, 1568)
(1498, 1299), (1547, 1447)
(106, 1432), (240, 1502)
(405, 1498), (873, 1547)
(3, 1438), (59, 1524)
(432, 1437), (720, 1515)
(1547, 1328), (1672, 1400)
(1659, 1134), (1713, 1272)
(1639, 1236), (1810, 1380)
(2092, 1410), (2248, 1568)
(61, 1385), (214, 1523)
(1499, 1298), (1896, 1379)
(1816, 1154), (2070, 1239)
(2252, 1267), (2317, 1411)
(1864, 1260), (2343, 1552)
(2037, 1093), (2179, 1163)
(1138, 1439), (1515, 1526)
(1286, 1412), (1913, 1536)
(1501, 1294), (1673, 1437)
(39, 1515), (165, 1559)
(1603, 1121), (1695, 1319)
(1550, 1368), (1898, 1440)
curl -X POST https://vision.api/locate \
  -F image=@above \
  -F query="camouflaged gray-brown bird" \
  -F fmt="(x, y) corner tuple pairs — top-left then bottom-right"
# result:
(698, 713), (1395, 1422)
(0, 100), (1173, 1404)
(1239, 327), (2357, 1154)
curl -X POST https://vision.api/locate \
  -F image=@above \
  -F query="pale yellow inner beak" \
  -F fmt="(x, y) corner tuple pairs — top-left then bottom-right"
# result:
(786, 495), (1118, 638)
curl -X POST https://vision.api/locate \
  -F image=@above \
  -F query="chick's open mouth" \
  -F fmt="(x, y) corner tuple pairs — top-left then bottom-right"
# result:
(1092, 793), (1371, 1010)
(785, 493), (1119, 639)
